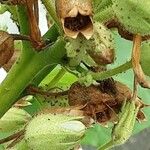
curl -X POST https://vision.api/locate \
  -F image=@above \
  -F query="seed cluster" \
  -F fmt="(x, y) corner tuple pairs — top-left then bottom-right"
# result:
(64, 13), (91, 31)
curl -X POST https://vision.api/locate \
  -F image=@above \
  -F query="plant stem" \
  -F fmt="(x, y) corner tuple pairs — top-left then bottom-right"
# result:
(91, 60), (132, 81)
(0, 6), (66, 118)
(41, 0), (63, 35)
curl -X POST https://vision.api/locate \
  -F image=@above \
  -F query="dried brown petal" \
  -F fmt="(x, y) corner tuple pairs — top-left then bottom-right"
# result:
(0, 31), (14, 67)
(3, 48), (20, 72)
(68, 80), (147, 124)
(56, 0), (93, 39)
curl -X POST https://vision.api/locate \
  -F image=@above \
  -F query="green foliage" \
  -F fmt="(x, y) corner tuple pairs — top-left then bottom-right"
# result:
(0, 0), (150, 149)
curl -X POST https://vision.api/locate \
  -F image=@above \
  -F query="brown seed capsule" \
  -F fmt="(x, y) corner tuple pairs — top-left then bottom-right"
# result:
(0, 31), (14, 67)
(56, 0), (93, 39)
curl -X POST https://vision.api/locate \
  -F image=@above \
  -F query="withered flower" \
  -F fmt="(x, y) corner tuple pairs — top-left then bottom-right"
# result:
(56, 0), (93, 39)
(0, 31), (14, 67)
(68, 79), (147, 125)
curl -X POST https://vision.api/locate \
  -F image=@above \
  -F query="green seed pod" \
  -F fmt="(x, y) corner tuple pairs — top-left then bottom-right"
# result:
(112, 100), (139, 145)
(99, 100), (140, 150)
(25, 113), (86, 150)
(0, 107), (31, 133)
(112, 0), (150, 36)
(140, 41), (150, 77)
(56, 0), (93, 39)
(86, 22), (115, 65)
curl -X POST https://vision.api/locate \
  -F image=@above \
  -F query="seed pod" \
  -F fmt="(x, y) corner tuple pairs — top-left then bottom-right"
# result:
(99, 100), (140, 150)
(25, 113), (87, 150)
(0, 107), (31, 133)
(56, 0), (93, 39)
(0, 31), (14, 67)
(112, 100), (140, 145)
(86, 22), (115, 65)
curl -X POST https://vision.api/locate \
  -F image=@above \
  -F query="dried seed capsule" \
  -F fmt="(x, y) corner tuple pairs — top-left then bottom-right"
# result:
(0, 31), (14, 67)
(0, 107), (31, 133)
(25, 113), (87, 150)
(56, 0), (93, 39)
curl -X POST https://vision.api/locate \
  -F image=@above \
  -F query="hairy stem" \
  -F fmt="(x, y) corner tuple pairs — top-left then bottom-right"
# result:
(0, 6), (66, 118)
(41, 0), (63, 34)
(91, 60), (132, 81)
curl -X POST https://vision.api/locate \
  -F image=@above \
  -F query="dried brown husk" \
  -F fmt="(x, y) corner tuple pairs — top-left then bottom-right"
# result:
(0, 31), (14, 67)
(68, 79), (147, 125)
(56, 0), (93, 39)
(3, 48), (20, 72)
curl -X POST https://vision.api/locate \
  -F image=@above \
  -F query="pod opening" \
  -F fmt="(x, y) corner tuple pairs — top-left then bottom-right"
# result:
(64, 13), (92, 32)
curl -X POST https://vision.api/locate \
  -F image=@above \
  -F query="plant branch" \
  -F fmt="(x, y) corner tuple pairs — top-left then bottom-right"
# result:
(41, 0), (63, 35)
(91, 60), (132, 81)
(27, 85), (68, 97)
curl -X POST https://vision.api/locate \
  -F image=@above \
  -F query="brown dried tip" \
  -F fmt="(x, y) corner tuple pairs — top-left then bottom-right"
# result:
(68, 79), (147, 125)
(56, 0), (93, 39)
(0, 31), (14, 67)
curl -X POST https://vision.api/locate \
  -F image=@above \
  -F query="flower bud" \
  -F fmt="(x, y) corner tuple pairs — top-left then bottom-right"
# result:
(112, 100), (140, 145)
(86, 22), (115, 65)
(99, 100), (140, 150)
(0, 107), (31, 133)
(25, 113), (86, 150)
(56, 0), (93, 39)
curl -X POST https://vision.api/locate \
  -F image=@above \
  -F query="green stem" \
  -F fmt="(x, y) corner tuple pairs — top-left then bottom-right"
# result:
(0, 39), (65, 118)
(41, 0), (63, 35)
(98, 140), (114, 150)
(0, 6), (66, 118)
(91, 60), (132, 81)
(46, 67), (66, 89)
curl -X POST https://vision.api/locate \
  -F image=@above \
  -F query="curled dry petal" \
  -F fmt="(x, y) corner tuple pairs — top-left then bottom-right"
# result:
(68, 79), (147, 124)
(0, 31), (14, 67)
(56, 0), (93, 39)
